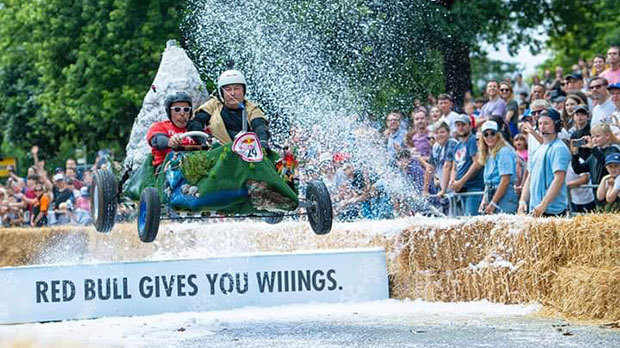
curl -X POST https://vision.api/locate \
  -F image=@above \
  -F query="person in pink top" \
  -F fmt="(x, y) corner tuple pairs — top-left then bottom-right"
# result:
(75, 186), (90, 212)
(601, 46), (620, 84)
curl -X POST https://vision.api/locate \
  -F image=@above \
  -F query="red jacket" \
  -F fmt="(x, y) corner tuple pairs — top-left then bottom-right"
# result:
(147, 120), (195, 166)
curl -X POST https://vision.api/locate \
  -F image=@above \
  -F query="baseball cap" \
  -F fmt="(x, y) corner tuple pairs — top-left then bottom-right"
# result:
(574, 105), (589, 114)
(480, 121), (499, 133)
(607, 82), (620, 91)
(566, 73), (583, 80)
(53, 173), (65, 181)
(540, 107), (561, 122)
(454, 114), (471, 125)
(552, 95), (566, 103)
(605, 153), (620, 165)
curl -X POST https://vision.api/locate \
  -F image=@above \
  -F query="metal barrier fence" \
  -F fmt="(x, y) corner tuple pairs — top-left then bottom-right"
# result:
(430, 183), (601, 217)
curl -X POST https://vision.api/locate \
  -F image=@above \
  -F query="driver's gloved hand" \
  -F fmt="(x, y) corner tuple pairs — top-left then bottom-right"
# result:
(187, 119), (202, 132)
(260, 140), (271, 155)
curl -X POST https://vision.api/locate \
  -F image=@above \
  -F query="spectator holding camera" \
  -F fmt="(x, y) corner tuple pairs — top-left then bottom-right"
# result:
(569, 105), (592, 161)
(477, 121), (519, 214)
(570, 123), (620, 187)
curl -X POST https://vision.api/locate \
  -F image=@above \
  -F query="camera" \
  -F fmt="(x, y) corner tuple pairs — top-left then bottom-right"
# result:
(572, 138), (586, 147)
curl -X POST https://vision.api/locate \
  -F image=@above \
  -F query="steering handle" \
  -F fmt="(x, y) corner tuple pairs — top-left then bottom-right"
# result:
(179, 131), (211, 141)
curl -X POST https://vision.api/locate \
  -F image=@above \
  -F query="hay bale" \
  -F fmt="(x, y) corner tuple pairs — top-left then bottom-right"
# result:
(2, 214), (620, 323)
(548, 265), (620, 322)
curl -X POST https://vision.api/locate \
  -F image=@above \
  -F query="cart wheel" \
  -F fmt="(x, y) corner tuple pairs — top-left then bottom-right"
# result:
(90, 169), (118, 233)
(263, 213), (284, 225)
(306, 181), (333, 235)
(138, 188), (161, 243)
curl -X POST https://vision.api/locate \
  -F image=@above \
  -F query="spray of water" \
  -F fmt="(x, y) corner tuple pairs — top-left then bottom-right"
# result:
(182, 0), (439, 215)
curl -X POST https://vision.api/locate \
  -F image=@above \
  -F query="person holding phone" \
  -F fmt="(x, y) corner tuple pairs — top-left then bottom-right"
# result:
(569, 105), (592, 161)
(570, 123), (620, 189)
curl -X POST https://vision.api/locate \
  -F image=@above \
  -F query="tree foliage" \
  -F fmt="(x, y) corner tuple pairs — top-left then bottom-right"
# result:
(0, 0), (618, 170)
(542, 0), (620, 68)
(0, 0), (185, 169)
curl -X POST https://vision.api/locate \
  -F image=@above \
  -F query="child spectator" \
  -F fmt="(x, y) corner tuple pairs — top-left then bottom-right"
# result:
(570, 123), (620, 186)
(74, 186), (91, 225)
(425, 121), (456, 199)
(513, 133), (528, 195)
(597, 153), (620, 204)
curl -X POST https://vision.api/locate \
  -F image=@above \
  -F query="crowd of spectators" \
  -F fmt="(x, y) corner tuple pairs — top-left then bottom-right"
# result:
(3, 46), (620, 226)
(288, 45), (620, 219)
(0, 146), (109, 228)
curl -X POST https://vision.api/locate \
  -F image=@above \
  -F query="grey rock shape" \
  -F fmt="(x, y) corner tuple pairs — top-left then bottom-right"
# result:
(124, 40), (209, 172)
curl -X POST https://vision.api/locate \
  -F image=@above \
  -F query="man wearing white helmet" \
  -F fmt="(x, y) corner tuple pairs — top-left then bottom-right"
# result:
(189, 69), (270, 148)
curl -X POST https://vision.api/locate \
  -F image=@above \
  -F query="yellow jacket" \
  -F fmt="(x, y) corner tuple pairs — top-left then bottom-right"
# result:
(194, 98), (266, 144)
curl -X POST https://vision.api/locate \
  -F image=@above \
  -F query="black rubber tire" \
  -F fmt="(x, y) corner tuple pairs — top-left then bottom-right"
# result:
(90, 169), (118, 233)
(138, 187), (161, 243)
(263, 213), (284, 224)
(306, 180), (333, 235)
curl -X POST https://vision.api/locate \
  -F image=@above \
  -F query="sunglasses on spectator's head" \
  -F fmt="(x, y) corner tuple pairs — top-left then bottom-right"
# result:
(171, 106), (192, 113)
(483, 131), (497, 138)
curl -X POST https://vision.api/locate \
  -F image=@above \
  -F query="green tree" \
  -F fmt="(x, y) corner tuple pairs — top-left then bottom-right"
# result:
(0, 0), (186, 168)
(541, 0), (620, 69)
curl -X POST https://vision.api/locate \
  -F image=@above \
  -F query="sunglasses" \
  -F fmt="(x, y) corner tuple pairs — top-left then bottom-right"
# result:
(499, 88), (510, 92)
(171, 106), (192, 113)
(483, 131), (497, 138)
(590, 84), (605, 90)
(531, 110), (544, 116)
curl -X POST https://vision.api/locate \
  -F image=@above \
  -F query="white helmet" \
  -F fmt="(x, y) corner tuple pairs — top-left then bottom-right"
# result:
(217, 69), (246, 99)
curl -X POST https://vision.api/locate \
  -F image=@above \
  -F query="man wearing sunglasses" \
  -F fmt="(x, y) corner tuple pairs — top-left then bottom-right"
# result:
(147, 91), (196, 167)
(590, 77), (615, 127)
(189, 69), (270, 151)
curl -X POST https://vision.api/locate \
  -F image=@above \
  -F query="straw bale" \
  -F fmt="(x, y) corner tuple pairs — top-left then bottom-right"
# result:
(2, 214), (620, 323)
(0, 227), (88, 267)
(548, 265), (620, 322)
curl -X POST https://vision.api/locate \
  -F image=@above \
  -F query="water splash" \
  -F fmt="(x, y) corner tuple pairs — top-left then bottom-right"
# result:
(182, 0), (439, 214)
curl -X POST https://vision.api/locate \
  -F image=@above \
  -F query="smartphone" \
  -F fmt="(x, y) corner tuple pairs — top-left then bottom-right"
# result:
(572, 138), (586, 147)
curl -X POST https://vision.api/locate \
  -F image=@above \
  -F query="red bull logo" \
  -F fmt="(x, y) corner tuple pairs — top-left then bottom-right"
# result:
(232, 132), (264, 162)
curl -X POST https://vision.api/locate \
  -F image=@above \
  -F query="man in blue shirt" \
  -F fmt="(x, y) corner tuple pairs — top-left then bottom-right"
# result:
(518, 108), (571, 216)
(450, 114), (484, 216)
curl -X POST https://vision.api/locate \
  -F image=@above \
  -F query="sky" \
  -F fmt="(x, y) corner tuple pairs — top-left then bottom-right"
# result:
(482, 33), (551, 78)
